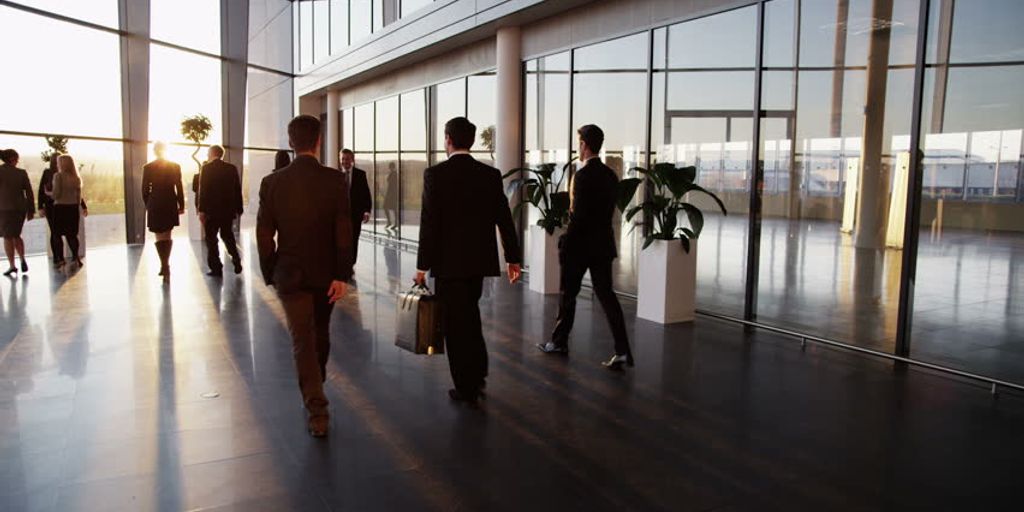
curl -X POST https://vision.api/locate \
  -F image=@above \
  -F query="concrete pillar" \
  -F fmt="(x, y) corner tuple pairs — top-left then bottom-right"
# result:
(325, 90), (340, 168)
(853, 0), (894, 250)
(221, 0), (249, 171)
(829, 0), (850, 138)
(118, 0), (150, 245)
(495, 26), (523, 177)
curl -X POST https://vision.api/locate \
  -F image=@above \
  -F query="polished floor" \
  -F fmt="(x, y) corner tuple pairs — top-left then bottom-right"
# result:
(1, 236), (1023, 511)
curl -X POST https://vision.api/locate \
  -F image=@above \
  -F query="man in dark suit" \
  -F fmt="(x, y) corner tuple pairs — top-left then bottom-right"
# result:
(537, 125), (634, 370)
(415, 117), (522, 405)
(198, 145), (243, 276)
(339, 148), (372, 264)
(256, 115), (354, 437)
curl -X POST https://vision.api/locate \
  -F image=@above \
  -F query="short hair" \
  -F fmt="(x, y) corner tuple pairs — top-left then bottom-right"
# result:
(288, 115), (321, 153)
(577, 125), (604, 154)
(444, 117), (476, 150)
(57, 154), (78, 176)
(274, 150), (291, 170)
(1, 149), (18, 164)
(340, 148), (354, 157)
(209, 145), (225, 158)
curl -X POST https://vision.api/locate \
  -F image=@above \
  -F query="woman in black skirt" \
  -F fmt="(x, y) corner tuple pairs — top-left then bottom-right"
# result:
(141, 142), (184, 280)
(52, 154), (86, 267)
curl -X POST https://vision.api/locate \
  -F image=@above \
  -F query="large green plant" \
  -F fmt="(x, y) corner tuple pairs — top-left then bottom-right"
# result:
(180, 114), (213, 169)
(502, 160), (574, 235)
(617, 163), (727, 252)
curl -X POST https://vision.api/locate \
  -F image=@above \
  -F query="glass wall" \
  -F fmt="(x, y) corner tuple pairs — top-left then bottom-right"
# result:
(337, 72), (496, 243)
(151, 0), (220, 54)
(520, 0), (1024, 384)
(295, 0), (392, 67)
(911, 0), (1024, 382)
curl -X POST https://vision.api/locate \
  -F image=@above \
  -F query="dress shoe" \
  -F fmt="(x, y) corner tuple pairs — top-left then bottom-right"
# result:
(537, 341), (569, 354)
(3, 267), (16, 277)
(20, 260), (28, 272)
(601, 353), (634, 370)
(448, 388), (480, 406)
(207, 270), (223, 277)
(233, 260), (242, 274)
(308, 416), (329, 438)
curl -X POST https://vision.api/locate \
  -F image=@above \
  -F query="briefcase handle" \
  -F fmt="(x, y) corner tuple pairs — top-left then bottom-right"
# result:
(400, 283), (434, 310)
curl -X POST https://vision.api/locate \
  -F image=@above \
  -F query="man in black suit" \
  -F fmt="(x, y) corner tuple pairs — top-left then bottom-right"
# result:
(415, 117), (522, 405)
(339, 148), (372, 264)
(538, 125), (634, 370)
(198, 145), (243, 276)
(256, 115), (354, 437)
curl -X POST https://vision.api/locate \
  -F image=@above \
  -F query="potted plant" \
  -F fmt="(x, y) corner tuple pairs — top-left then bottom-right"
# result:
(617, 163), (727, 323)
(503, 160), (573, 294)
(181, 114), (213, 241)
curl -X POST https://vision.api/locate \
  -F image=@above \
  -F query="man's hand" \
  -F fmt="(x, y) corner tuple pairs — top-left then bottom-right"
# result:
(362, 212), (371, 223)
(199, 212), (206, 224)
(178, 208), (185, 215)
(414, 270), (427, 287)
(326, 280), (348, 304)
(81, 207), (88, 218)
(38, 208), (45, 218)
(507, 263), (521, 284)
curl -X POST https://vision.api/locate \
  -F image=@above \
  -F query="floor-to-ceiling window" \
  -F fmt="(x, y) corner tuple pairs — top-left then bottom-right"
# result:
(518, 0), (1023, 385)
(911, 0), (1024, 382)
(0, 3), (126, 254)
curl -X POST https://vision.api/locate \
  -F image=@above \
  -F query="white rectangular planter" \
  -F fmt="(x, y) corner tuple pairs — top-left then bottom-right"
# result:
(528, 225), (564, 295)
(638, 239), (697, 324)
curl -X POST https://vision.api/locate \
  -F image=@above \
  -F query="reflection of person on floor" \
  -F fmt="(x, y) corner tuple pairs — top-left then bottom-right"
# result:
(256, 115), (354, 438)
(538, 125), (634, 371)
(383, 161), (399, 234)
(0, 149), (34, 276)
(142, 142), (185, 282)
(197, 145), (243, 277)
(339, 149), (372, 264)
(52, 154), (87, 268)
(414, 116), (522, 406)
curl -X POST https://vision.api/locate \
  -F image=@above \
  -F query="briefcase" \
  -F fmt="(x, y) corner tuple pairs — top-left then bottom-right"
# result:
(395, 284), (444, 355)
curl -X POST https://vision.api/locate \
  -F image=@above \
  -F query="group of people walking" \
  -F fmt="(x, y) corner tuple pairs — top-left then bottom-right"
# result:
(256, 114), (633, 437)
(3, 114), (634, 439)
(0, 148), (86, 276)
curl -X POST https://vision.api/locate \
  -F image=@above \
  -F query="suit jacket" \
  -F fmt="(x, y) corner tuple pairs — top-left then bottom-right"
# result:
(141, 159), (184, 213)
(256, 155), (354, 290)
(562, 158), (619, 261)
(38, 167), (55, 210)
(416, 153), (522, 279)
(0, 163), (34, 213)
(198, 159), (243, 218)
(345, 167), (372, 221)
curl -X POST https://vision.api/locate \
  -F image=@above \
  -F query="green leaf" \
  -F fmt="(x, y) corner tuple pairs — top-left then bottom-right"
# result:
(688, 183), (728, 216)
(679, 236), (691, 254)
(680, 203), (705, 238)
(616, 177), (643, 213)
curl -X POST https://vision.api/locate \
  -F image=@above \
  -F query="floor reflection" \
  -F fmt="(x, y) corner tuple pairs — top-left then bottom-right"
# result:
(0, 236), (1021, 511)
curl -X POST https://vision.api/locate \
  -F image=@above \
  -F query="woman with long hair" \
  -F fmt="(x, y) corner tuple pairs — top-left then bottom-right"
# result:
(53, 154), (85, 267)
(142, 142), (184, 281)
(273, 150), (291, 172)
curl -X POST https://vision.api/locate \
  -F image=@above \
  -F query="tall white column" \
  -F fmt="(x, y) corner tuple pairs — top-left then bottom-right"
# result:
(325, 90), (340, 168)
(495, 26), (523, 177)
(221, 0), (249, 171)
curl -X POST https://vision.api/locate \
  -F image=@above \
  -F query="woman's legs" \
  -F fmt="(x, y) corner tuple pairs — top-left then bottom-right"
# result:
(154, 230), (173, 278)
(14, 237), (26, 271)
(3, 237), (14, 274)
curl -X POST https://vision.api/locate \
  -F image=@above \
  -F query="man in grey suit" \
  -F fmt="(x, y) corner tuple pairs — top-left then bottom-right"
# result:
(256, 115), (354, 438)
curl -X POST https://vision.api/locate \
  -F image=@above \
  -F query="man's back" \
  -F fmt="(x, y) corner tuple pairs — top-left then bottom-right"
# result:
(198, 159), (242, 217)
(563, 159), (619, 261)
(417, 154), (520, 279)
(257, 155), (353, 290)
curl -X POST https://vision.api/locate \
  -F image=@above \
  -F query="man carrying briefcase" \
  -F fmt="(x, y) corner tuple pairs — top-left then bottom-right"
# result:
(396, 283), (444, 355)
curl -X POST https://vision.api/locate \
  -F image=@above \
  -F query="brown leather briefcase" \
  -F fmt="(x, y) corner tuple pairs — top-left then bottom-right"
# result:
(395, 284), (444, 355)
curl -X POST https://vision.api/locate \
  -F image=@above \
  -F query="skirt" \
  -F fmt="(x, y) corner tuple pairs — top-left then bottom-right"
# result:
(146, 205), (180, 233)
(0, 210), (26, 237)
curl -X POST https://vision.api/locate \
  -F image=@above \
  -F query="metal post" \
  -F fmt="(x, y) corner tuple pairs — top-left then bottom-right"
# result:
(743, 1), (767, 323)
(894, 0), (933, 358)
(118, 0), (150, 246)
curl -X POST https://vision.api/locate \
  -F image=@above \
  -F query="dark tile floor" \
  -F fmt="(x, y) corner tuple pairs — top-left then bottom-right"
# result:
(1, 235), (1023, 511)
